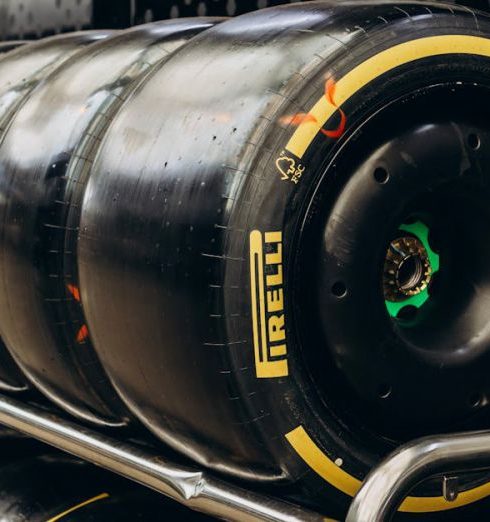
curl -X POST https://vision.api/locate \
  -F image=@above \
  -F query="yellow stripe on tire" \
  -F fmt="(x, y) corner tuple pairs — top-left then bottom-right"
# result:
(286, 35), (490, 159)
(286, 426), (490, 513)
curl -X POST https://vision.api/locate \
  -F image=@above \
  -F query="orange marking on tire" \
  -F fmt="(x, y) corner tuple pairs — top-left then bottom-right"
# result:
(320, 78), (346, 139)
(76, 324), (89, 343)
(280, 112), (318, 126)
(67, 283), (81, 302)
(281, 79), (346, 140)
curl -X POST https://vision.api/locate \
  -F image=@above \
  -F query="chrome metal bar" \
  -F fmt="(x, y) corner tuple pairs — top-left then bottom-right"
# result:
(0, 394), (327, 522)
(346, 429), (490, 522)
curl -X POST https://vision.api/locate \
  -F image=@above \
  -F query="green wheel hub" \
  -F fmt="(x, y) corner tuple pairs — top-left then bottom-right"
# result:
(384, 221), (440, 318)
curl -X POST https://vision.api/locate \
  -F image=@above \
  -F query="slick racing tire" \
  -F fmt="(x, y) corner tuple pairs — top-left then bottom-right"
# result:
(67, 0), (490, 516)
(0, 19), (223, 426)
(0, 30), (112, 393)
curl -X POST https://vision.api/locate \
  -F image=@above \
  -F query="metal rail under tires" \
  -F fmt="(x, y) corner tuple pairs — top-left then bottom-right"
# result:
(0, 394), (326, 522)
(346, 429), (490, 521)
(1, 392), (490, 521)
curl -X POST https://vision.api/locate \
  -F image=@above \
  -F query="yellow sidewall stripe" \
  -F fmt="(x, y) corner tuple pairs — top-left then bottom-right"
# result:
(285, 34), (490, 513)
(286, 426), (490, 512)
(286, 35), (490, 159)
(46, 492), (110, 522)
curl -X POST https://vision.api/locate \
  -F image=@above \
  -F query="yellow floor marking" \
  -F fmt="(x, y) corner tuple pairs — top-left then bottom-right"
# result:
(46, 492), (109, 522)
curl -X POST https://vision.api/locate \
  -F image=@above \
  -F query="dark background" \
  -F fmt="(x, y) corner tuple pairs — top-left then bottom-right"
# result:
(0, 0), (300, 40)
(0, 0), (489, 41)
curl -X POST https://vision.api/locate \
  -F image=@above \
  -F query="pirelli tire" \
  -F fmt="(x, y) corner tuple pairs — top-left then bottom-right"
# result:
(77, 1), (490, 518)
(0, 31), (112, 393)
(0, 19), (223, 427)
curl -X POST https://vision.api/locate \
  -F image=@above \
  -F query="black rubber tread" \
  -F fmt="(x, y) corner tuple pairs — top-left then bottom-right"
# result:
(76, 1), (490, 515)
(0, 30), (112, 393)
(0, 19), (224, 427)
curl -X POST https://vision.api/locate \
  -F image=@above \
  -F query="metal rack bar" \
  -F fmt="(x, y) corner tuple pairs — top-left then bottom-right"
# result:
(346, 429), (490, 521)
(0, 394), (326, 522)
(4, 391), (490, 522)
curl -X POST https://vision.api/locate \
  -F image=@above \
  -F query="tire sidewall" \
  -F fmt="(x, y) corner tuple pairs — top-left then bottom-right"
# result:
(224, 15), (490, 511)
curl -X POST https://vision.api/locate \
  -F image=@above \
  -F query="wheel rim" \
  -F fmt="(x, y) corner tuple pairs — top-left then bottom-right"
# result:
(297, 80), (490, 448)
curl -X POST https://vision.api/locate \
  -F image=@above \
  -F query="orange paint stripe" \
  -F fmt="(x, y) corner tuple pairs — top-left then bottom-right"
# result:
(320, 78), (346, 139)
(279, 112), (317, 126)
(76, 324), (89, 343)
(279, 78), (345, 139)
(66, 284), (81, 302)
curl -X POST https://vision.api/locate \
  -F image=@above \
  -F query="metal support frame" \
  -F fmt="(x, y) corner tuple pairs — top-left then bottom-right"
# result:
(346, 430), (490, 521)
(0, 394), (326, 522)
(1, 394), (490, 520)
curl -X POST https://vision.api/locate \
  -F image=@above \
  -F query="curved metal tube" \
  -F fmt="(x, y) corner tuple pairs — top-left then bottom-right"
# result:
(0, 394), (328, 522)
(346, 430), (490, 521)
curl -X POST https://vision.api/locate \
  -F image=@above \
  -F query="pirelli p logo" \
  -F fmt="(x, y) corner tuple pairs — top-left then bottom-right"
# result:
(249, 230), (289, 379)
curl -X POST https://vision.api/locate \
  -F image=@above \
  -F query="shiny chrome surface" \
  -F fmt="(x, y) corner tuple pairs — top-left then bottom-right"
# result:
(346, 430), (490, 521)
(0, 19), (222, 427)
(0, 31), (110, 133)
(0, 394), (327, 522)
(77, 2), (347, 482)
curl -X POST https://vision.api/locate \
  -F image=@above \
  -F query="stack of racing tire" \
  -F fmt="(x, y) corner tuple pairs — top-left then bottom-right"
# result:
(0, 1), (489, 519)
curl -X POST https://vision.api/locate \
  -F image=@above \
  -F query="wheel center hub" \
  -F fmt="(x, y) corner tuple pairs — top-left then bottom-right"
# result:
(383, 221), (439, 318)
(383, 236), (432, 301)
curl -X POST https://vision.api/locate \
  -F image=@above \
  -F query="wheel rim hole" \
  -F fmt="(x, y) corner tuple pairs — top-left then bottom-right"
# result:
(468, 133), (481, 150)
(374, 167), (389, 184)
(469, 392), (482, 408)
(331, 281), (347, 298)
(378, 384), (392, 399)
(397, 305), (418, 321)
